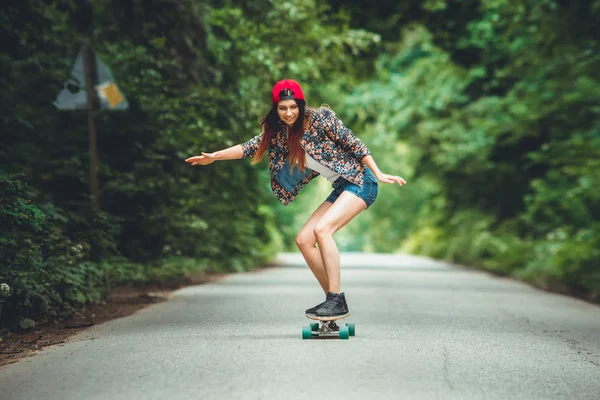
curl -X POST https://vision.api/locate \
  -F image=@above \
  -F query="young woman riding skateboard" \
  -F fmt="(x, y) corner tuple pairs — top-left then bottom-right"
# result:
(185, 79), (406, 317)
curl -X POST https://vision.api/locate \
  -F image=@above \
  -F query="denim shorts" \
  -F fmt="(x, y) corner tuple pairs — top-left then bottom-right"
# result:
(325, 167), (379, 208)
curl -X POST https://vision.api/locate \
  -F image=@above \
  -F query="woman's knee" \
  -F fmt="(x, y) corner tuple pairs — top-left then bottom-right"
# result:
(296, 231), (316, 250)
(313, 223), (333, 241)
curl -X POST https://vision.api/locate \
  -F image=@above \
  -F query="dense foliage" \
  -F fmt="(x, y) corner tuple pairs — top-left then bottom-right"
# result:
(297, 0), (600, 300)
(0, 0), (377, 325)
(2, 0), (598, 328)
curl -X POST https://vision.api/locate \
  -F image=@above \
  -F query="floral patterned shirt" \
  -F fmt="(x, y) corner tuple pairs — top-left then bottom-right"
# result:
(240, 108), (371, 205)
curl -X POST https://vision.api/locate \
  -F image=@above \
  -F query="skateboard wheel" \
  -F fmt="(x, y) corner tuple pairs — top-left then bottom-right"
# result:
(310, 323), (319, 331)
(339, 326), (349, 340)
(302, 326), (312, 340)
(345, 323), (355, 336)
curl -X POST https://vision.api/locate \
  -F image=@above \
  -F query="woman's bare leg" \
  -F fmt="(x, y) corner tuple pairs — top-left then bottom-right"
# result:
(296, 201), (333, 293)
(314, 192), (367, 293)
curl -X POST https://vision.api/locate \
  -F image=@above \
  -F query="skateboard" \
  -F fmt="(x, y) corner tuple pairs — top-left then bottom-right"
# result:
(302, 313), (355, 340)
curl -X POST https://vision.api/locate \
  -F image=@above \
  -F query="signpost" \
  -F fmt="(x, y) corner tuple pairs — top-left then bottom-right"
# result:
(83, 44), (100, 212)
(54, 43), (128, 212)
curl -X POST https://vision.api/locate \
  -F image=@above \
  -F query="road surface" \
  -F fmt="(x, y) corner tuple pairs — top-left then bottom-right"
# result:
(1, 253), (599, 399)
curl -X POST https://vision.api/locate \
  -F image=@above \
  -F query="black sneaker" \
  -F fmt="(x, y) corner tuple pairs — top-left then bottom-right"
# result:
(305, 292), (334, 315)
(315, 292), (349, 317)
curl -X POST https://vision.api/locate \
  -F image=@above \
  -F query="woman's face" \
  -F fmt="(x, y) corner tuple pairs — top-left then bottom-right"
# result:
(277, 100), (299, 126)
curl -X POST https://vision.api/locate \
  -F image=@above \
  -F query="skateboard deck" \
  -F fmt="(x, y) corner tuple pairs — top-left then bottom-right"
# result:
(302, 313), (355, 339)
(305, 313), (349, 322)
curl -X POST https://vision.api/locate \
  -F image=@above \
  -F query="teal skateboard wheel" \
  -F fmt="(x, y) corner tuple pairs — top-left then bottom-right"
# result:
(302, 326), (312, 339)
(310, 322), (319, 331)
(345, 323), (355, 336)
(339, 326), (350, 340)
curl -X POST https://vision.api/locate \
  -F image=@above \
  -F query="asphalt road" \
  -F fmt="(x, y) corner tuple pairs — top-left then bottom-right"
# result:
(1, 253), (599, 400)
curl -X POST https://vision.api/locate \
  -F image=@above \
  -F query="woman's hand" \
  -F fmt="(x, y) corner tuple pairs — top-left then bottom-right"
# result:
(376, 172), (407, 186)
(185, 152), (216, 166)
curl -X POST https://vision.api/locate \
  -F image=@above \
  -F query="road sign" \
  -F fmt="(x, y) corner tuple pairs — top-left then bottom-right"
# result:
(53, 44), (129, 215)
(54, 49), (128, 111)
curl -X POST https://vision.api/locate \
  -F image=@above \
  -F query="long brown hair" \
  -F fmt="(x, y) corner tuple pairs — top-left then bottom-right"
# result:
(254, 100), (311, 171)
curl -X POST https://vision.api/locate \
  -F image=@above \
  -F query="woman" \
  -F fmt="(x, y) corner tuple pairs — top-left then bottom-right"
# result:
(185, 79), (406, 317)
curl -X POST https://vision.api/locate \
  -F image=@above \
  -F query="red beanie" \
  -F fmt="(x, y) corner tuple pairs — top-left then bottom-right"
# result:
(271, 79), (305, 104)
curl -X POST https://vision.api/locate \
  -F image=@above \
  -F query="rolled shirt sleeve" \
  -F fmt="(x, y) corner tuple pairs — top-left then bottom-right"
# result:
(240, 133), (263, 159)
(318, 108), (371, 160)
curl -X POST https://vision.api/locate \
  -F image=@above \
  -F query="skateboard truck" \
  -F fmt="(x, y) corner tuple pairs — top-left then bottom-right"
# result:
(302, 314), (356, 339)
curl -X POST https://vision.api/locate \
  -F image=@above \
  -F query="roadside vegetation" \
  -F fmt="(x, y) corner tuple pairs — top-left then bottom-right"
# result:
(2, 0), (598, 329)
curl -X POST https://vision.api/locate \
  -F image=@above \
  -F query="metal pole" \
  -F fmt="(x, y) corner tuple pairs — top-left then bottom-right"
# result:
(82, 43), (99, 213)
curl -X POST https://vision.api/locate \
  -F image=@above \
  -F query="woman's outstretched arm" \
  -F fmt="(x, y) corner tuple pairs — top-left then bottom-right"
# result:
(361, 155), (407, 187)
(185, 145), (244, 166)
(185, 133), (263, 166)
